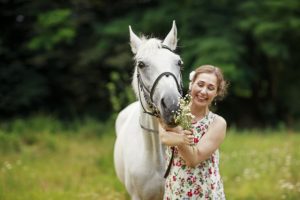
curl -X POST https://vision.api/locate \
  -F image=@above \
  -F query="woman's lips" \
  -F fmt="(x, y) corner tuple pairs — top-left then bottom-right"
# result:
(195, 95), (207, 102)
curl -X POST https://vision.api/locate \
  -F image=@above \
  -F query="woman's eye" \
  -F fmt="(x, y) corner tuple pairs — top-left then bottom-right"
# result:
(137, 61), (145, 68)
(208, 86), (215, 91)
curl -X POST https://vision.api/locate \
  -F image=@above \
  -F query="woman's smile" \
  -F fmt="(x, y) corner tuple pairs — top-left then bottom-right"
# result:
(195, 94), (208, 102)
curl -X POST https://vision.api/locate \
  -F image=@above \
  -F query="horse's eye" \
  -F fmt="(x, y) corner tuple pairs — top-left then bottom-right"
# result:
(178, 60), (183, 67)
(137, 61), (145, 68)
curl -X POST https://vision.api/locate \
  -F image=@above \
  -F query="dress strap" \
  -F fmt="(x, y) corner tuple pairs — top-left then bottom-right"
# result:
(207, 111), (216, 125)
(198, 112), (216, 138)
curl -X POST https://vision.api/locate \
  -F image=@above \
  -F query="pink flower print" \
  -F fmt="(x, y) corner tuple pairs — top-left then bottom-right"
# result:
(205, 193), (209, 199)
(208, 168), (212, 175)
(194, 137), (199, 144)
(173, 175), (176, 181)
(187, 175), (196, 185)
(175, 160), (182, 167)
(186, 169), (192, 175)
(174, 148), (178, 153)
(180, 177), (185, 187)
(192, 176), (196, 183)
(211, 183), (215, 190)
(194, 185), (202, 195)
(187, 189), (193, 197)
(211, 155), (215, 164)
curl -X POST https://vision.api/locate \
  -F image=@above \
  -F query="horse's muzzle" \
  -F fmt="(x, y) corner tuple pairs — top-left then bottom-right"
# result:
(159, 95), (180, 127)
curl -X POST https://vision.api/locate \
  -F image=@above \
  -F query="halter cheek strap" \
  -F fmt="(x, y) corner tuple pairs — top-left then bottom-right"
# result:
(137, 71), (160, 117)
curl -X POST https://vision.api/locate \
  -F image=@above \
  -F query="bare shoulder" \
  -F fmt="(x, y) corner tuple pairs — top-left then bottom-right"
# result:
(213, 114), (227, 129)
(208, 114), (227, 139)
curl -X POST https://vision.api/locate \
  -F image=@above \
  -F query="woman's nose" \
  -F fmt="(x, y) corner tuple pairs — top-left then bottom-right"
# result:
(200, 87), (207, 94)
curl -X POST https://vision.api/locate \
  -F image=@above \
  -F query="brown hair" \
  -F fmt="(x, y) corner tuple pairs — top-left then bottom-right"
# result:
(191, 65), (228, 100)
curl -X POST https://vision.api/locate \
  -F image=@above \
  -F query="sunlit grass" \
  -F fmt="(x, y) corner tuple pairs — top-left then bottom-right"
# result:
(221, 130), (300, 200)
(0, 116), (127, 200)
(0, 134), (127, 200)
(0, 117), (300, 199)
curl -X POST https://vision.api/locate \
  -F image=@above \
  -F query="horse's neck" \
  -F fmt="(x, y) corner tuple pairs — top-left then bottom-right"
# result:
(140, 111), (165, 170)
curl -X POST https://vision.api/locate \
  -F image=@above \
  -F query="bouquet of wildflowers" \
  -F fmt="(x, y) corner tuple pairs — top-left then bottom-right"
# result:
(173, 94), (195, 130)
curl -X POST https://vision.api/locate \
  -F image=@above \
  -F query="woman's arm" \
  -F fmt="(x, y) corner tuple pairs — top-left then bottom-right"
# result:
(177, 115), (227, 167)
(158, 124), (193, 146)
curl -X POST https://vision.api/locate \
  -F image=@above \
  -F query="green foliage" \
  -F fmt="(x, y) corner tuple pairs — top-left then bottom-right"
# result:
(27, 9), (76, 51)
(0, 0), (300, 128)
(107, 72), (135, 113)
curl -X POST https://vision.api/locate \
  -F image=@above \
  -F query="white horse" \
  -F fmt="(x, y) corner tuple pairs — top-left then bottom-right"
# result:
(114, 21), (183, 200)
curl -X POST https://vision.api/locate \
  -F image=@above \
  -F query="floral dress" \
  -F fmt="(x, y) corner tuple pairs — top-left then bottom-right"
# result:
(164, 111), (225, 200)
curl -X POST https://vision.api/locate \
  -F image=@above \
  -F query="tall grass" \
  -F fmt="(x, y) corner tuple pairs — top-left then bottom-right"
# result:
(221, 130), (300, 199)
(0, 116), (300, 199)
(0, 116), (127, 200)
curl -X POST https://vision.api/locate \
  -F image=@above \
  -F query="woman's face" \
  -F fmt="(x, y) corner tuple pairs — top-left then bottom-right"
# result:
(190, 72), (218, 108)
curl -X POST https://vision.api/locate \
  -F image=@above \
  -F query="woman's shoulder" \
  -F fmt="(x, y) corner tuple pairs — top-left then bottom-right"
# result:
(211, 112), (227, 129)
(208, 113), (227, 140)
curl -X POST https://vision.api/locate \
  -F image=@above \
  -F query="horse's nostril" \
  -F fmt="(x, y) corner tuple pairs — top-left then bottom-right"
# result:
(161, 98), (166, 108)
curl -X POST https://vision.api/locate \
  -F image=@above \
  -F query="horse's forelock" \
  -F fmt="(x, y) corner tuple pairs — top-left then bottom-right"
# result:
(135, 37), (163, 59)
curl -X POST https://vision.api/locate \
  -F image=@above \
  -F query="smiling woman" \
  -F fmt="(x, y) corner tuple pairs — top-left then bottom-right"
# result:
(189, 65), (228, 119)
(159, 65), (229, 199)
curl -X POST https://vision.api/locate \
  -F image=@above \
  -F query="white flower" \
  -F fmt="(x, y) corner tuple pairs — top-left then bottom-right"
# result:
(189, 71), (195, 81)
(174, 94), (195, 130)
(189, 82), (192, 90)
(189, 71), (196, 90)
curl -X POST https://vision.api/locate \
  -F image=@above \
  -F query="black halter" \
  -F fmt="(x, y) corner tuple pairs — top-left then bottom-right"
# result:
(136, 45), (183, 117)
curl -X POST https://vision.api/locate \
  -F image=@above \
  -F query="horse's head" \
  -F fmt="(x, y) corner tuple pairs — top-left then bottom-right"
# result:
(130, 21), (183, 127)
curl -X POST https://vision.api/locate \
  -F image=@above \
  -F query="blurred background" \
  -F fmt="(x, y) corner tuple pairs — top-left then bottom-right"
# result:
(1, 0), (300, 128)
(1, 0), (300, 199)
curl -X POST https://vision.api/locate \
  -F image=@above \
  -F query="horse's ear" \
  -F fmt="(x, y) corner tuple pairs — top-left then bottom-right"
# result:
(129, 26), (142, 54)
(162, 20), (177, 51)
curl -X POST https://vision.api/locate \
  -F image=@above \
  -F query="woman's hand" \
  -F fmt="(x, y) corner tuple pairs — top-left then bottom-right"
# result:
(182, 129), (194, 146)
(159, 125), (194, 146)
(167, 126), (194, 146)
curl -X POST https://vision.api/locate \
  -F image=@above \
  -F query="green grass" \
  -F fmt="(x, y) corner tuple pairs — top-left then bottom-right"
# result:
(221, 130), (300, 199)
(1, 117), (300, 199)
(0, 116), (128, 200)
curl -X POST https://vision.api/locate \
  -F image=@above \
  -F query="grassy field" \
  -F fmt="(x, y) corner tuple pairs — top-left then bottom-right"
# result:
(1, 116), (300, 200)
